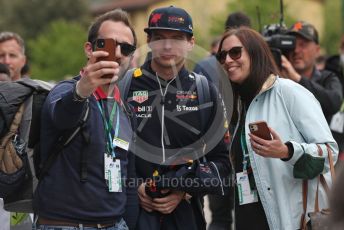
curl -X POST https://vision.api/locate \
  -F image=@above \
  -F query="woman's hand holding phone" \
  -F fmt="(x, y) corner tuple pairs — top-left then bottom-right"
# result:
(248, 121), (289, 159)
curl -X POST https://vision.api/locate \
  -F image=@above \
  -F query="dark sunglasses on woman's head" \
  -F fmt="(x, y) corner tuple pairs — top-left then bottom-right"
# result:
(216, 46), (243, 64)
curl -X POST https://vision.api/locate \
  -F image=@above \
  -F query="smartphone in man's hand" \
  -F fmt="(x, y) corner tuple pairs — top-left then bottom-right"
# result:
(249, 121), (272, 140)
(95, 38), (116, 78)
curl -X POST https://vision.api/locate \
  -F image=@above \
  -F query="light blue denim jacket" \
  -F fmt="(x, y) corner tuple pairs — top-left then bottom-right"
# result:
(236, 75), (338, 230)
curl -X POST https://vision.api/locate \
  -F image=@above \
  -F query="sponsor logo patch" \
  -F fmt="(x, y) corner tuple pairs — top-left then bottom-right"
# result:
(136, 113), (152, 118)
(150, 13), (163, 26)
(168, 16), (185, 24)
(176, 105), (199, 112)
(176, 91), (197, 100)
(133, 91), (148, 104)
(134, 106), (153, 112)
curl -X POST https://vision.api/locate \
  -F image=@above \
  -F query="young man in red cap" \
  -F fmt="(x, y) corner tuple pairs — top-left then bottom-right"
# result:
(122, 5), (231, 230)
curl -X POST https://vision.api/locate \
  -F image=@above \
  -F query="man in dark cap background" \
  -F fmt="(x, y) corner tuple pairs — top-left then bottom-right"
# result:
(281, 21), (342, 122)
(122, 5), (231, 230)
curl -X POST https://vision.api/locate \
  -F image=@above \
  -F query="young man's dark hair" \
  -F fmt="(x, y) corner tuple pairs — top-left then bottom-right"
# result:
(225, 11), (251, 30)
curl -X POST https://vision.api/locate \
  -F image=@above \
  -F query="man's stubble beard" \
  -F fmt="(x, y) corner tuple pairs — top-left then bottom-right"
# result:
(153, 56), (185, 72)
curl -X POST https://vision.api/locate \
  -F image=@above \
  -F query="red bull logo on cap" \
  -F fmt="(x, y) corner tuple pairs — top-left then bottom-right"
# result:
(150, 13), (163, 26)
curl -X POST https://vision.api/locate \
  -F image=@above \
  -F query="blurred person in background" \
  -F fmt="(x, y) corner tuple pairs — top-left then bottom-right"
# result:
(315, 54), (327, 71)
(281, 21), (343, 122)
(0, 32), (26, 81)
(209, 37), (221, 56)
(194, 11), (251, 88)
(0, 62), (11, 230)
(0, 31), (32, 230)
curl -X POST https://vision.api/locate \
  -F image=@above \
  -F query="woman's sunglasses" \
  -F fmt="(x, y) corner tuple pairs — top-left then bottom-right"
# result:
(216, 46), (243, 64)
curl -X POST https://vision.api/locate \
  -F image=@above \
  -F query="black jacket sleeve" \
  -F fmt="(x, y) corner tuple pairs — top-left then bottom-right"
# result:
(299, 70), (343, 119)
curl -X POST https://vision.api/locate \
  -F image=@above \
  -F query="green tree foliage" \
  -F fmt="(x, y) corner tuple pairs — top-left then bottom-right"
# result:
(323, 0), (342, 55)
(0, 0), (91, 81)
(0, 0), (90, 41)
(28, 20), (87, 81)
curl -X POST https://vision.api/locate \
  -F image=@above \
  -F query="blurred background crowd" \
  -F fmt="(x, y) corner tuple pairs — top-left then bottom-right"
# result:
(0, 0), (343, 82)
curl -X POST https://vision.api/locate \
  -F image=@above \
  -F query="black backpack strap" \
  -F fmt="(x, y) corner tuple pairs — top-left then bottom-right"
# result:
(79, 103), (91, 182)
(38, 101), (90, 180)
(118, 68), (135, 102)
(193, 72), (211, 135)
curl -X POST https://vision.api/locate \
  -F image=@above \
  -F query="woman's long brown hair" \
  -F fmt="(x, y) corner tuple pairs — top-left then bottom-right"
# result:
(218, 28), (280, 103)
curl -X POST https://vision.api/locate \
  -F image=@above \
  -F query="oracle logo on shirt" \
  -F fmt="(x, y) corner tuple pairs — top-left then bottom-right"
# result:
(176, 90), (197, 101)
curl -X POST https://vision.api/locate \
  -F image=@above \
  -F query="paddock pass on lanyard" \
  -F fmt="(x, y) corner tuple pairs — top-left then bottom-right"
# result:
(236, 128), (258, 205)
(96, 97), (123, 192)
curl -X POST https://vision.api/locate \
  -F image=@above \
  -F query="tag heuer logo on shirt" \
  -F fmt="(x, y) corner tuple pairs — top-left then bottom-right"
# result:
(133, 91), (148, 104)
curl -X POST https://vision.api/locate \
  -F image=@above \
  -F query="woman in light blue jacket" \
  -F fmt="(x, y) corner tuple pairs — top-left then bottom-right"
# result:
(216, 28), (338, 229)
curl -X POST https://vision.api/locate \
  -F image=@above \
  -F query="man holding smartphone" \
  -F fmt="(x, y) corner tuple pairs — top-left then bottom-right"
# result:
(33, 9), (137, 230)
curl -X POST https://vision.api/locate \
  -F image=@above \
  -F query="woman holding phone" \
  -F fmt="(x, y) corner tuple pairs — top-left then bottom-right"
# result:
(216, 28), (338, 229)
